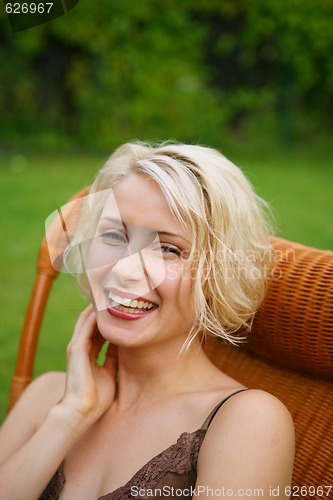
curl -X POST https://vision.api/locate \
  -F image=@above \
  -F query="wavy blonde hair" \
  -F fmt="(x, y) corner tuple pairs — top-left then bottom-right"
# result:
(67, 141), (273, 348)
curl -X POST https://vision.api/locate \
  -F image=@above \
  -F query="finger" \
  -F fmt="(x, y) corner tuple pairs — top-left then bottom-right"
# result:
(70, 305), (94, 338)
(78, 303), (94, 319)
(68, 305), (96, 349)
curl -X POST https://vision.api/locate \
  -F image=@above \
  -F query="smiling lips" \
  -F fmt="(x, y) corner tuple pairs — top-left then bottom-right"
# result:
(107, 291), (157, 316)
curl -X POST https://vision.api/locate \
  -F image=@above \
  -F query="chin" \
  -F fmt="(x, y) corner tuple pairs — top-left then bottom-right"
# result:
(95, 310), (149, 345)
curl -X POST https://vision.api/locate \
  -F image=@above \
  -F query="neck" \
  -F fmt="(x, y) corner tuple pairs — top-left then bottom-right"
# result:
(113, 338), (213, 410)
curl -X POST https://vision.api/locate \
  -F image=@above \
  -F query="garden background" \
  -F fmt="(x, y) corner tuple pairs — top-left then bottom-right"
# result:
(1, 0), (332, 421)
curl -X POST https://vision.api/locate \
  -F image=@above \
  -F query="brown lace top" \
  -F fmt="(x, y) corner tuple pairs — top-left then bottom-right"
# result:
(39, 389), (247, 500)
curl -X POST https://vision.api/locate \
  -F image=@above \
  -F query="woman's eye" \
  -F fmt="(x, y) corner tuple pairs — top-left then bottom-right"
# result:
(100, 231), (127, 244)
(161, 245), (181, 256)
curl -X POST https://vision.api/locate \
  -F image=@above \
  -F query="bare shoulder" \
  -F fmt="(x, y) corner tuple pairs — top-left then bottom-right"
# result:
(0, 371), (66, 464)
(196, 389), (295, 498)
(14, 371), (66, 416)
(216, 388), (294, 424)
(1, 371), (66, 433)
(200, 388), (294, 450)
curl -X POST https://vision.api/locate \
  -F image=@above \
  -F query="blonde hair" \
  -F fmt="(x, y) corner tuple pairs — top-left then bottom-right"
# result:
(68, 141), (273, 348)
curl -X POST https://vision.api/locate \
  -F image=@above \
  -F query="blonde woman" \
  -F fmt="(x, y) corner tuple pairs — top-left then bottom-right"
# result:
(0, 142), (294, 499)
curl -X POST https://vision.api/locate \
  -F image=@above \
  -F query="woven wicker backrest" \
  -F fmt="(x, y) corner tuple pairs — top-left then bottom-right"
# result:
(8, 188), (333, 496)
(249, 238), (333, 378)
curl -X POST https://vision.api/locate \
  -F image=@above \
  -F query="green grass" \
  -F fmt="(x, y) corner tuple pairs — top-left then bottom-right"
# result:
(0, 148), (332, 422)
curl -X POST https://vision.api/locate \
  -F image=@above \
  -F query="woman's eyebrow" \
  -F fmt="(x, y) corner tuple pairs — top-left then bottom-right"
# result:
(158, 231), (191, 244)
(98, 216), (125, 228)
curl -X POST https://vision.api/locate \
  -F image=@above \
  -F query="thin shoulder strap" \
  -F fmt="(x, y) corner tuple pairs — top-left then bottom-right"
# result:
(201, 388), (249, 430)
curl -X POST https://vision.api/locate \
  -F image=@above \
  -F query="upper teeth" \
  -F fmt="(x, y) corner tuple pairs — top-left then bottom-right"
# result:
(108, 292), (155, 309)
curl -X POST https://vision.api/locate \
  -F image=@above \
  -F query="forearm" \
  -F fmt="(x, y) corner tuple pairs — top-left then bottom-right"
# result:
(0, 404), (92, 500)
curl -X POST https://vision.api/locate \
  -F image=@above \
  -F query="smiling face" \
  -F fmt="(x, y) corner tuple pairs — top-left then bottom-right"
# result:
(87, 173), (195, 349)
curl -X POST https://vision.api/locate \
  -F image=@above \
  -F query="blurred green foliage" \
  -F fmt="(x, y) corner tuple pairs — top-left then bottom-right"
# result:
(1, 0), (332, 152)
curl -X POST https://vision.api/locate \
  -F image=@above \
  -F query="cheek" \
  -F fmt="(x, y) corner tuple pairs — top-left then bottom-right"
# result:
(163, 260), (182, 285)
(162, 257), (190, 289)
(178, 268), (197, 314)
(86, 264), (108, 288)
(163, 264), (194, 308)
(85, 264), (112, 311)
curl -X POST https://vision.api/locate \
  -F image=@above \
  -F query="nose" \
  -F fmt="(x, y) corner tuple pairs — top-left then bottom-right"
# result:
(112, 250), (150, 287)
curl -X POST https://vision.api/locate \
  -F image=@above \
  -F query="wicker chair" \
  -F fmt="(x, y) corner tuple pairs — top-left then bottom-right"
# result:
(8, 188), (333, 499)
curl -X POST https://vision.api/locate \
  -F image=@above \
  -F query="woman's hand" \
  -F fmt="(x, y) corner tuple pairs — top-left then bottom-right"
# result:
(0, 305), (117, 499)
(60, 304), (118, 425)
